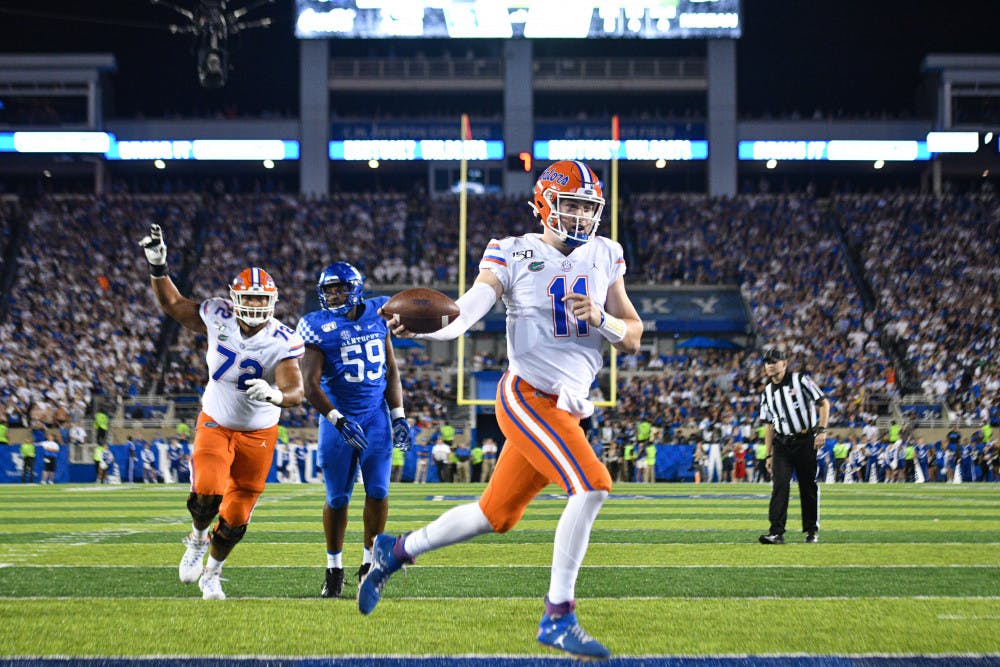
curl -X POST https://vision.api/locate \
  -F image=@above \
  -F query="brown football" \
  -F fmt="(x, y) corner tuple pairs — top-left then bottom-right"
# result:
(382, 288), (460, 334)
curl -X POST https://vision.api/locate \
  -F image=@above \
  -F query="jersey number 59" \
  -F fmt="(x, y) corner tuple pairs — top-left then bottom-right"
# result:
(341, 339), (385, 383)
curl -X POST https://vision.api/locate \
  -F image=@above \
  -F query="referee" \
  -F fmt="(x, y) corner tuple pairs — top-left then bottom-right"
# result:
(757, 347), (830, 544)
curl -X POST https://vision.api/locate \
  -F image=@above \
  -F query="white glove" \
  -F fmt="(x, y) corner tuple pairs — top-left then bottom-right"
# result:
(245, 378), (283, 405)
(139, 223), (167, 266)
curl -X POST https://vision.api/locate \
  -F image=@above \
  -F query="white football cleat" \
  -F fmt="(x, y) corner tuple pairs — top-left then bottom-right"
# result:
(198, 569), (226, 600)
(179, 533), (210, 584)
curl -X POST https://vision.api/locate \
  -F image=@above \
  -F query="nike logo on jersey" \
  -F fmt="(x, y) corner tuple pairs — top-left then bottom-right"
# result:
(260, 441), (266, 447)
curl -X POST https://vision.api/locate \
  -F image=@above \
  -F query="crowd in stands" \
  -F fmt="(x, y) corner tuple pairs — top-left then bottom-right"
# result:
(1, 195), (198, 432)
(615, 194), (890, 428)
(605, 349), (758, 442)
(1, 190), (997, 449)
(835, 194), (1000, 427)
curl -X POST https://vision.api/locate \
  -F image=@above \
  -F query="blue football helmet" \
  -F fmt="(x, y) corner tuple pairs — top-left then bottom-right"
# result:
(317, 262), (364, 314)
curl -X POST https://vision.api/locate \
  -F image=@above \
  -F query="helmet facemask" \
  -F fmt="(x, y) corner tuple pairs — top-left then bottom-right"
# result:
(316, 262), (365, 314)
(230, 287), (277, 326)
(318, 279), (363, 314)
(542, 189), (604, 248)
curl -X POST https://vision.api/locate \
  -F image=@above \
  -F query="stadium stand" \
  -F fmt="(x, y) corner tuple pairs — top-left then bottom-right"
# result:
(1, 190), (997, 480)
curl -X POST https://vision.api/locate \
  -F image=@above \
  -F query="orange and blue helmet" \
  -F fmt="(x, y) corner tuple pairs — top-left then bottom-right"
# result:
(229, 267), (278, 326)
(530, 160), (605, 248)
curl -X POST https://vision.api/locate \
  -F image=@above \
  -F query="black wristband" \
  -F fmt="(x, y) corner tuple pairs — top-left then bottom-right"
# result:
(815, 426), (827, 434)
(149, 263), (168, 278)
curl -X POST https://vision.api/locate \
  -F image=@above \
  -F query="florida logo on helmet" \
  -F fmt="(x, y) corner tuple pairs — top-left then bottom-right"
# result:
(530, 160), (605, 248)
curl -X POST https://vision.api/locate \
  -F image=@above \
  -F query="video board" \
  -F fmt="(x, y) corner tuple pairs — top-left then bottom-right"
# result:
(295, 1), (741, 39)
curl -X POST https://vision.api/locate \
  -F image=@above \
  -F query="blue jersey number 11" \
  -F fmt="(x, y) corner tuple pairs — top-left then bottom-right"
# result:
(547, 275), (590, 337)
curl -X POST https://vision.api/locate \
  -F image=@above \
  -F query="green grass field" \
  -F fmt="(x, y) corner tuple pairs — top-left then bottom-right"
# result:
(1, 482), (998, 659)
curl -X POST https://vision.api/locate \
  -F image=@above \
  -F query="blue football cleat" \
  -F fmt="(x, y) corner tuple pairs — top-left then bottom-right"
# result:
(357, 534), (411, 615)
(537, 611), (611, 661)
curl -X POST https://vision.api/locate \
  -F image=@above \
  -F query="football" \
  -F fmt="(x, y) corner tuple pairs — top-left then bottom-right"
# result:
(382, 288), (460, 334)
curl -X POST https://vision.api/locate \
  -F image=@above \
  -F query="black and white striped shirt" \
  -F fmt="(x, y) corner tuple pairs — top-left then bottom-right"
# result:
(759, 372), (826, 437)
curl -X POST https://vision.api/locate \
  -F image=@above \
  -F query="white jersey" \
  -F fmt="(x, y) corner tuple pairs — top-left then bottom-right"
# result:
(199, 297), (305, 431)
(480, 233), (626, 400)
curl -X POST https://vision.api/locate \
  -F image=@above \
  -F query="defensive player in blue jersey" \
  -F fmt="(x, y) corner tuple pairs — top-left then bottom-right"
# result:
(296, 262), (412, 598)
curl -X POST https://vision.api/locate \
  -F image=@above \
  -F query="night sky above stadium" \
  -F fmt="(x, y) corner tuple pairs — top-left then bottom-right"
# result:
(1, 0), (999, 120)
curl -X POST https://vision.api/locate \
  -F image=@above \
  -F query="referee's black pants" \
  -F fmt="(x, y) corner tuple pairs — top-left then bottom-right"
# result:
(768, 435), (819, 535)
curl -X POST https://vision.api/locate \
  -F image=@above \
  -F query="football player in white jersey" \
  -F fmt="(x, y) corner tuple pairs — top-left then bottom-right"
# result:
(140, 224), (304, 600)
(358, 161), (643, 660)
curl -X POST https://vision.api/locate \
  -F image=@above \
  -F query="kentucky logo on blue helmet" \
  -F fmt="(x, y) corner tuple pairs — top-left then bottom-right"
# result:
(317, 262), (365, 314)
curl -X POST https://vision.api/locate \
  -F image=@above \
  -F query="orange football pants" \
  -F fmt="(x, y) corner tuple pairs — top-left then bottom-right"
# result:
(191, 412), (277, 526)
(480, 372), (612, 533)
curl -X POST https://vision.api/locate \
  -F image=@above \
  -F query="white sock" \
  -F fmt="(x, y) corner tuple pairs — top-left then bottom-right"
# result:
(548, 490), (607, 604)
(403, 502), (493, 558)
(362, 547), (372, 565)
(327, 551), (342, 569)
(192, 524), (209, 540)
(205, 555), (225, 575)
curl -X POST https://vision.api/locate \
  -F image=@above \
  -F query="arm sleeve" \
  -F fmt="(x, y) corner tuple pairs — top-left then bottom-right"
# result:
(417, 282), (498, 342)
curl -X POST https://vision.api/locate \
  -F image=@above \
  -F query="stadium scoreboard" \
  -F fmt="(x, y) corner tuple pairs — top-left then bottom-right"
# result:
(295, 1), (741, 40)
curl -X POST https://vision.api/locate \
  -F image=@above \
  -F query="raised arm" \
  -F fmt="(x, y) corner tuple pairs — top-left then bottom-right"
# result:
(139, 224), (205, 334)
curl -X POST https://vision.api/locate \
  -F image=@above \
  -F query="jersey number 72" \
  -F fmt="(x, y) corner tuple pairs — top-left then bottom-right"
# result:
(212, 344), (264, 390)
